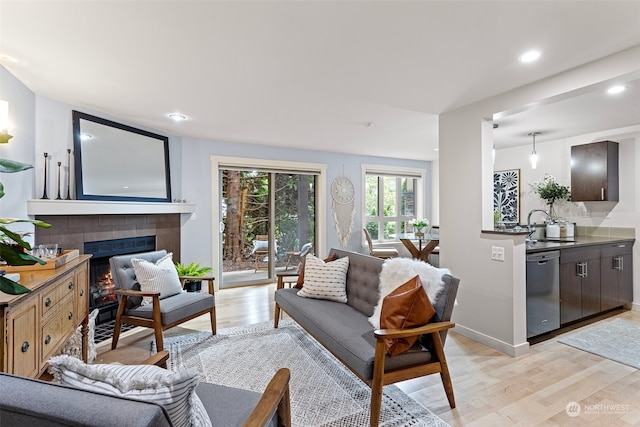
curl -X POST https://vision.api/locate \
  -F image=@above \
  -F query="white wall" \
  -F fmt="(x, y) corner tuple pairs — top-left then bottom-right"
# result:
(439, 45), (640, 356)
(0, 65), (36, 244)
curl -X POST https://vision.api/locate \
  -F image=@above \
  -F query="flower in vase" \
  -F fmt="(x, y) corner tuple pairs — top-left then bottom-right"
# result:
(409, 218), (429, 232)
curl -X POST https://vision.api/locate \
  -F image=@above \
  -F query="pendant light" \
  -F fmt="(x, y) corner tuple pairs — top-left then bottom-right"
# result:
(528, 131), (539, 169)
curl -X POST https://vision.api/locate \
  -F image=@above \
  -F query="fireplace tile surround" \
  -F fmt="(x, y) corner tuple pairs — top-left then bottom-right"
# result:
(33, 214), (182, 261)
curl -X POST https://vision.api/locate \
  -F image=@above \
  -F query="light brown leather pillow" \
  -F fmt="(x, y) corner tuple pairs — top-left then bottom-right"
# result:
(295, 253), (337, 288)
(380, 275), (435, 356)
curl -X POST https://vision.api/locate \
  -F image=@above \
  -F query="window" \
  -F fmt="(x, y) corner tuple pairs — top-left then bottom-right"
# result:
(362, 165), (426, 241)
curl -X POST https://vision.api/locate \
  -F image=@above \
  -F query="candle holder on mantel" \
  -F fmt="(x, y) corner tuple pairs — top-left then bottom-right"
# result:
(41, 152), (49, 199)
(56, 161), (62, 200)
(66, 148), (72, 200)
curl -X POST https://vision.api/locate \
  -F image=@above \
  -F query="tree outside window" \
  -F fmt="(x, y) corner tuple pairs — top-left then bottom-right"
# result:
(365, 174), (417, 241)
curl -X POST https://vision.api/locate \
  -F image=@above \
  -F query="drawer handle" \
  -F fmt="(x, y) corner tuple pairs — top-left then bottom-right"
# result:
(45, 297), (52, 307)
(68, 312), (73, 320)
(21, 341), (30, 352)
(44, 335), (51, 345)
(80, 289), (84, 297)
(68, 281), (74, 290)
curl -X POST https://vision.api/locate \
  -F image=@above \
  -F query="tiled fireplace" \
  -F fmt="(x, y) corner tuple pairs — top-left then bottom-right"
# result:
(33, 213), (182, 323)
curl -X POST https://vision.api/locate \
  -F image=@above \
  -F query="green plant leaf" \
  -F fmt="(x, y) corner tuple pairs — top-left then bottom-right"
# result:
(0, 243), (47, 266)
(0, 182), (4, 199)
(0, 218), (51, 228)
(0, 158), (33, 174)
(0, 275), (31, 295)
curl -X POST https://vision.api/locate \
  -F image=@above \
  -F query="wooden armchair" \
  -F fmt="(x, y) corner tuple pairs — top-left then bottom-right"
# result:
(109, 250), (216, 353)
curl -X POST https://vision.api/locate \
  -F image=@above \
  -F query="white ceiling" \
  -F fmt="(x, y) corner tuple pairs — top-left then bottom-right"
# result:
(1, 1), (639, 161)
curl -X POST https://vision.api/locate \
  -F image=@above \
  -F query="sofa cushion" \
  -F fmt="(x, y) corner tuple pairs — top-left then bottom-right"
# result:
(275, 288), (432, 380)
(196, 382), (278, 427)
(328, 249), (383, 317)
(132, 252), (183, 305)
(380, 275), (435, 356)
(369, 257), (450, 329)
(48, 355), (212, 427)
(127, 291), (214, 325)
(0, 372), (172, 427)
(297, 255), (349, 303)
(295, 253), (337, 288)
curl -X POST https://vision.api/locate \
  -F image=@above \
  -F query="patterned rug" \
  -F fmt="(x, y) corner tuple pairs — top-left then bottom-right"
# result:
(558, 318), (640, 369)
(157, 319), (450, 427)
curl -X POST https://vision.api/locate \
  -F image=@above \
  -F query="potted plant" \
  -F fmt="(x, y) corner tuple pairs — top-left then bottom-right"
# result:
(530, 174), (571, 219)
(1, 158), (51, 295)
(174, 262), (213, 292)
(409, 218), (429, 237)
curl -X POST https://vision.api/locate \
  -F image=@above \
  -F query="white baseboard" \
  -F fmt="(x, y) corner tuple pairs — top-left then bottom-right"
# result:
(452, 324), (530, 357)
(630, 302), (640, 312)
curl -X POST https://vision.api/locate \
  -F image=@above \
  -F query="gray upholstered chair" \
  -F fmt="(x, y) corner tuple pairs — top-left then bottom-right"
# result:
(109, 250), (216, 352)
(363, 228), (399, 259)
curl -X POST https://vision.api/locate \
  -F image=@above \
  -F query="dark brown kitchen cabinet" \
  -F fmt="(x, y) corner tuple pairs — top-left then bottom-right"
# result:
(600, 242), (634, 311)
(559, 246), (601, 324)
(570, 140), (619, 201)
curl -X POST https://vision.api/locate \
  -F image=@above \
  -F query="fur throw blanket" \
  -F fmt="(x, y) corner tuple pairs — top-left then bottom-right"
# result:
(368, 258), (451, 329)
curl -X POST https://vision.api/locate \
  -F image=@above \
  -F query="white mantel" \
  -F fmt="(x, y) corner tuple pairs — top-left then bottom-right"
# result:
(27, 199), (196, 216)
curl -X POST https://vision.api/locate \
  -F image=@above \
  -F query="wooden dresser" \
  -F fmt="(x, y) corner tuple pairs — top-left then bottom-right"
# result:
(0, 255), (90, 378)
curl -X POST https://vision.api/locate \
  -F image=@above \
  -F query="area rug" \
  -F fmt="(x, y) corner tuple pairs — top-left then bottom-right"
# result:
(558, 318), (640, 369)
(156, 319), (449, 427)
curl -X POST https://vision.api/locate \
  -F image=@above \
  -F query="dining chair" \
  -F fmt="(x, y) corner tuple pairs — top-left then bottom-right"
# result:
(363, 228), (399, 259)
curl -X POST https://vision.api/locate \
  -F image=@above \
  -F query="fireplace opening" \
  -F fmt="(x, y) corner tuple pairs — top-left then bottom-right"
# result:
(85, 236), (156, 324)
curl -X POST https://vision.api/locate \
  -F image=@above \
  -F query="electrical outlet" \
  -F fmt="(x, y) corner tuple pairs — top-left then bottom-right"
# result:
(491, 246), (505, 261)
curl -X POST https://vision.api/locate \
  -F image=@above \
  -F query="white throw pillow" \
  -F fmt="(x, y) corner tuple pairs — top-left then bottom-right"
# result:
(369, 257), (451, 329)
(48, 355), (212, 427)
(54, 308), (100, 363)
(297, 254), (349, 303)
(132, 253), (183, 305)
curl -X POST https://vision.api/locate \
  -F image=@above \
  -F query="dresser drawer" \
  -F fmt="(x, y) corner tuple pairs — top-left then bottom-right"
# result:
(41, 296), (76, 364)
(41, 273), (75, 319)
(8, 299), (39, 378)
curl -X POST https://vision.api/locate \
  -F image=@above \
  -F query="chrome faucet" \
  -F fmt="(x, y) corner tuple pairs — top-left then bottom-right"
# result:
(526, 209), (553, 241)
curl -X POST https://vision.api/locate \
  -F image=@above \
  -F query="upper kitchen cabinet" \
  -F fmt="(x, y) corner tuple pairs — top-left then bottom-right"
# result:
(570, 140), (619, 202)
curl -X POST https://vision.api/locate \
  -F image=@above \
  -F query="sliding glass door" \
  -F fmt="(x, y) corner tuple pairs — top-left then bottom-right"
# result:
(220, 168), (316, 288)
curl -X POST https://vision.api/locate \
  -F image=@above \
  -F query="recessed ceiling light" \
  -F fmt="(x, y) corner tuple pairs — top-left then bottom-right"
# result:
(80, 133), (93, 140)
(168, 113), (187, 122)
(434, 148), (439, 151)
(607, 85), (626, 94)
(519, 50), (541, 63)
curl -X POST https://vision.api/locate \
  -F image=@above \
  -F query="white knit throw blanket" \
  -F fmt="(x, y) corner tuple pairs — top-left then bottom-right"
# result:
(368, 257), (451, 329)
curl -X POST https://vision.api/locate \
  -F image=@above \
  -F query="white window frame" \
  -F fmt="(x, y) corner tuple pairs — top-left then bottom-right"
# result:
(361, 164), (426, 243)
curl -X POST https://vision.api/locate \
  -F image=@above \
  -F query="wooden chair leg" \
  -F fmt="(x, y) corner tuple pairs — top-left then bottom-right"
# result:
(151, 296), (164, 352)
(370, 339), (386, 427)
(111, 296), (128, 350)
(432, 332), (456, 408)
(210, 306), (217, 335)
(274, 303), (281, 328)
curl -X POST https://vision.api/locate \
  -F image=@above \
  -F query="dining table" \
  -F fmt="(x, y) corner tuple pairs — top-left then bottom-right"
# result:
(396, 232), (439, 263)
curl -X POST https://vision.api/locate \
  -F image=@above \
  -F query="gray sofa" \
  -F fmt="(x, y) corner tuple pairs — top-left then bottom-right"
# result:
(274, 248), (459, 427)
(0, 364), (290, 427)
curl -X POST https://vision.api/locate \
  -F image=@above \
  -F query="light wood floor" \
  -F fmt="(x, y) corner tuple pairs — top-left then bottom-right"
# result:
(96, 284), (640, 426)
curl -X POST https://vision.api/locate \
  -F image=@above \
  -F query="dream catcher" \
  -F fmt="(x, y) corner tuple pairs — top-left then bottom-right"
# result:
(330, 176), (355, 249)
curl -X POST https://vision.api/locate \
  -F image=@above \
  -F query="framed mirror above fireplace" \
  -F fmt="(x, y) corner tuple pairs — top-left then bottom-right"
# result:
(72, 110), (172, 202)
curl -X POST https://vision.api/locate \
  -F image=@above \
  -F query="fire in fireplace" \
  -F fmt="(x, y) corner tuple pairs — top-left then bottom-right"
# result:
(85, 236), (156, 324)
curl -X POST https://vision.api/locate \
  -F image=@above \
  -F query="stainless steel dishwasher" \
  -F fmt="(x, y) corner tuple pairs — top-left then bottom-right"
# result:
(526, 250), (560, 338)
